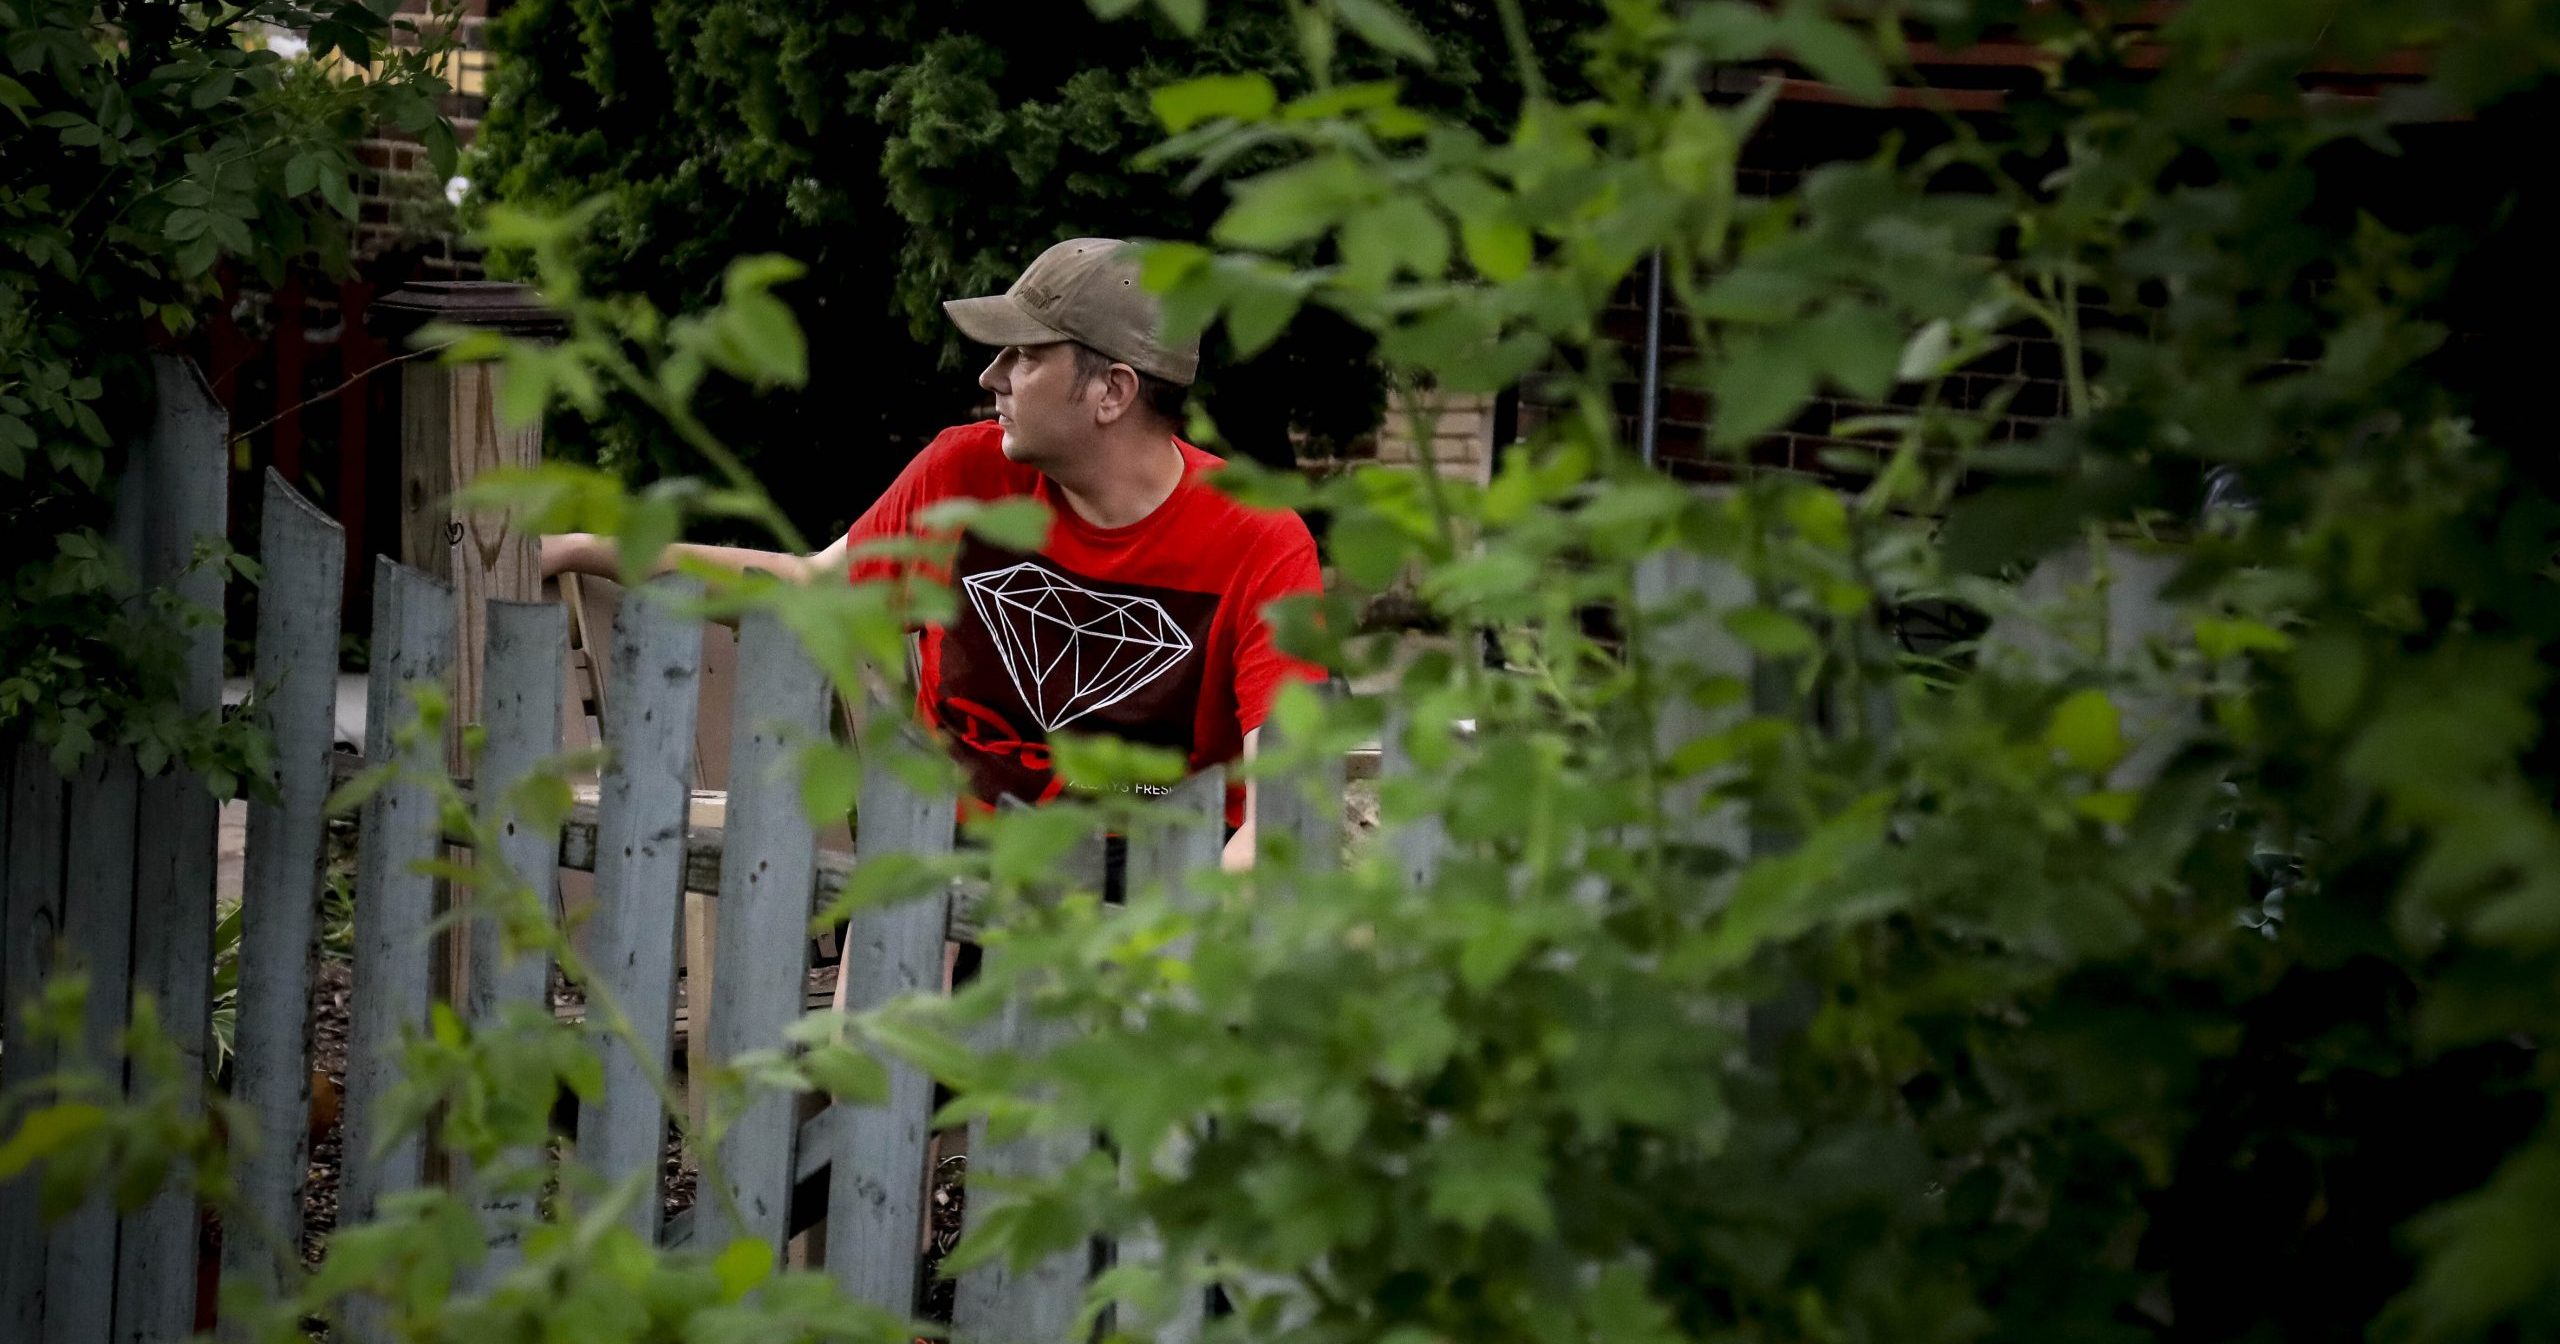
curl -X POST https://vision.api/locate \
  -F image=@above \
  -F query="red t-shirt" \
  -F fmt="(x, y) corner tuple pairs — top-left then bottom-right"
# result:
(845, 421), (1324, 826)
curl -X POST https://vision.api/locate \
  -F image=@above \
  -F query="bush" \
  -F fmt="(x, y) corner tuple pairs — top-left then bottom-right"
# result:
(0, 0), (454, 779)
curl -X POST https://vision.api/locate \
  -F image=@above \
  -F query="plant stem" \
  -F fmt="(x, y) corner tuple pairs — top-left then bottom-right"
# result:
(1492, 0), (1547, 104)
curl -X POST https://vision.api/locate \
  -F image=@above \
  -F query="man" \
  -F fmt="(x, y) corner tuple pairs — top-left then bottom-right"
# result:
(541, 237), (1325, 872)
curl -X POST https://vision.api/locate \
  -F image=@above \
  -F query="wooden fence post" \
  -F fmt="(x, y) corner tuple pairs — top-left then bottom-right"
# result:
(370, 282), (564, 1065)
(369, 281), (564, 765)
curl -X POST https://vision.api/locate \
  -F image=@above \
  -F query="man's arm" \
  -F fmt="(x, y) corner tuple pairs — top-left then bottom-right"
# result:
(540, 530), (849, 586)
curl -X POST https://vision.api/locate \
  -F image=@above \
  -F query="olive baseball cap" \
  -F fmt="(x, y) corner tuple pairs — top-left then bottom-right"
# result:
(943, 238), (1200, 386)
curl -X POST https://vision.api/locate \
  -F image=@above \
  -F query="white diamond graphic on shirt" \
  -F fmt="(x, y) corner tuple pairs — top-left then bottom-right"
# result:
(962, 562), (1197, 732)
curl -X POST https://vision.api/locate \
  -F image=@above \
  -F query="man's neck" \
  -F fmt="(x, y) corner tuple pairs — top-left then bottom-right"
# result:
(1047, 428), (1186, 530)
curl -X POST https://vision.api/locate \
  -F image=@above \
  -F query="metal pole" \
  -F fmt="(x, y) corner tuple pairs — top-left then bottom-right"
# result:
(1637, 249), (1665, 467)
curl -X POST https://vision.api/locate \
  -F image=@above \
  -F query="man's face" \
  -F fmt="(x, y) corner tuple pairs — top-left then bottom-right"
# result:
(979, 343), (1099, 467)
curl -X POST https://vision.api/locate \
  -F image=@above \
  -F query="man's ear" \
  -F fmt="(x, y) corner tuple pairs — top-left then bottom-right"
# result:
(1095, 362), (1141, 426)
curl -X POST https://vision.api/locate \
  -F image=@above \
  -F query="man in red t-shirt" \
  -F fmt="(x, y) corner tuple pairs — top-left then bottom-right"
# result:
(542, 237), (1325, 870)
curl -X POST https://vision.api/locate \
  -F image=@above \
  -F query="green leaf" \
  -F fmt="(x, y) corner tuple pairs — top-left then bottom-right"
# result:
(1660, 100), (1737, 194)
(2073, 789), (2139, 826)
(800, 1042), (889, 1103)
(2194, 615), (2293, 660)
(1214, 156), (1373, 251)
(2290, 629), (2366, 731)
(423, 117), (459, 182)
(722, 293), (807, 387)
(495, 348), (555, 428)
(1048, 733), (1187, 790)
(1803, 302), (1901, 401)
(1331, 0), (1436, 65)
(1722, 606), (1817, 656)
(859, 1010), (986, 1092)
(318, 168), (356, 220)
(1152, 73), (1276, 132)
(1708, 334), (1816, 445)
(920, 496), (1053, 552)
(0, 1103), (108, 1180)
(1781, 9), (1888, 103)
(284, 151), (321, 198)
(799, 744), (860, 825)
(2045, 689), (2125, 773)
(617, 489), (682, 583)
(189, 71), (236, 109)
(1425, 1129), (1552, 1234)
(1338, 195), (1449, 289)
(712, 1238), (772, 1300)
(1225, 274), (1305, 357)
(1459, 216), (1531, 282)
(1152, 0), (1205, 35)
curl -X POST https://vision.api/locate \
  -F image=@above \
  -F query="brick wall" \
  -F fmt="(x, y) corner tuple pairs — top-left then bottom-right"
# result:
(1370, 388), (1499, 485)
(339, 0), (492, 277)
(1513, 97), (2074, 489)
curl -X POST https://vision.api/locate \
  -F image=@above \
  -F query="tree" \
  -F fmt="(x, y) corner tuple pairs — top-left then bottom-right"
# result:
(467, 0), (1594, 542)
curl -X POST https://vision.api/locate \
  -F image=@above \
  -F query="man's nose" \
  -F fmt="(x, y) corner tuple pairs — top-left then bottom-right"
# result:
(978, 350), (1012, 395)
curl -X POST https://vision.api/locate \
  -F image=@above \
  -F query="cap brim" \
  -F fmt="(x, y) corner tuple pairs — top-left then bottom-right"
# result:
(943, 295), (1072, 348)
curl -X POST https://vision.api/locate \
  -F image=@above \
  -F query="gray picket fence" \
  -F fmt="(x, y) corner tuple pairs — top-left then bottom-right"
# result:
(0, 356), (1370, 1342)
(0, 356), (2177, 1344)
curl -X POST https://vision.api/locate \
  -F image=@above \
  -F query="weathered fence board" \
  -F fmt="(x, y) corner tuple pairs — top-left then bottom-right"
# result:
(459, 599), (568, 1286)
(1110, 768), (1225, 1344)
(1380, 707), (1446, 889)
(703, 610), (830, 1254)
(48, 748), (141, 1344)
(951, 830), (1109, 1344)
(1633, 550), (1754, 854)
(340, 559), (457, 1247)
(822, 740), (959, 1312)
(2, 742), (67, 1339)
(115, 355), (231, 1344)
(1253, 709), (1344, 873)
(578, 580), (702, 1241)
(223, 471), (348, 1309)
(99, 355), (230, 1341)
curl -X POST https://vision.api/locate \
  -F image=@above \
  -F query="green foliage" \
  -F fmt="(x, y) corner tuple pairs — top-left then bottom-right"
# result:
(0, 0), (455, 787)
(466, 0), (1598, 536)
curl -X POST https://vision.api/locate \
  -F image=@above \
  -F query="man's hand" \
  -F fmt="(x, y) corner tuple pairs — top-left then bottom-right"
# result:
(1221, 727), (1262, 871)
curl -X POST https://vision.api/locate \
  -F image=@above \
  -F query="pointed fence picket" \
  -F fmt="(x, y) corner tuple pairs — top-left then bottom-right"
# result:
(222, 469), (346, 1313)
